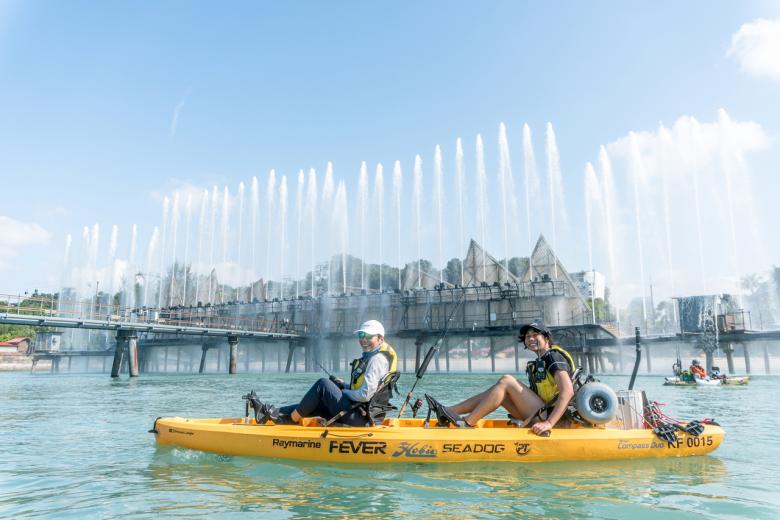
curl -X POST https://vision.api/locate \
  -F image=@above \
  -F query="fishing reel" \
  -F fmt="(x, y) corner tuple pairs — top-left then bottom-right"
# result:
(411, 397), (423, 418)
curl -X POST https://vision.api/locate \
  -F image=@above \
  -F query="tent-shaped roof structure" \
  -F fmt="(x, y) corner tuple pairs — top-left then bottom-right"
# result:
(461, 239), (521, 286)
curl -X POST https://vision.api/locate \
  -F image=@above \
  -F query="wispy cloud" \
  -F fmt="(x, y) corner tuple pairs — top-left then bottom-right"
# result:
(0, 216), (51, 269)
(727, 18), (780, 81)
(170, 89), (191, 138)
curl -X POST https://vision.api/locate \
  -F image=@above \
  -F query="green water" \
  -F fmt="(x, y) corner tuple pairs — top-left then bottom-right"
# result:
(1, 372), (778, 518)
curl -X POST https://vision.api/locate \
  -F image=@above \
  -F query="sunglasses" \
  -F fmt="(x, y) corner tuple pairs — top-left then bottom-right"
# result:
(357, 332), (377, 339)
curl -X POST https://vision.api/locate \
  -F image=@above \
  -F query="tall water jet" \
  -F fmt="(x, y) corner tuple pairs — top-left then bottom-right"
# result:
(220, 186), (230, 272)
(305, 169), (318, 296)
(145, 227), (160, 308)
(265, 170), (277, 292)
(374, 163), (384, 291)
(334, 180), (350, 293)
(545, 123), (566, 278)
(208, 186), (218, 303)
(455, 138), (465, 285)
(688, 121), (708, 292)
(79, 226), (90, 301)
(295, 170), (305, 298)
(61, 234), (72, 295)
(105, 224), (118, 298)
(182, 193), (193, 305)
(237, 181), (245, 284)
(170, 192), (180, 307)
(392, 160), (403, 290)
(497, 123), (511, 281)
(584, 163), (601, 324)
(523, 124), (540, 272)
(413, 154), (423, 288)
(358, 162), (368, 290)
(278, 175), (288, 299)
(598, 146), (621, 334)
(158, 198), (169, 309)
(658, 125), (678, 326)
(475, 135), (488, 281)
(628, 132), (649, 332)
(251, 176), (259, 294)
(127, 223), (137, 309)
(434, 145), (444, 283)
(322, 163), (335, 294)
(195, 189), (209, 304)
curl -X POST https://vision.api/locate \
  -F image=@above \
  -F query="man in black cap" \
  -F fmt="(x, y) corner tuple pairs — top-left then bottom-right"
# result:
(428, 321), (575, 435)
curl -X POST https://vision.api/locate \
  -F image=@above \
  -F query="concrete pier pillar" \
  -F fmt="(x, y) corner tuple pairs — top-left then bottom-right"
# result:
(244, 344), (250, 372)
(467, 338), (473, 373)
(489, 337), (496, 373)
(102, 355), (107, 373)
(514, 341), (520, 373)
(67, 356), (72, 372)
(127, 334), (139, 377)
(111, 336), (126, 378)
(228, 335), (239, 374)
(277, 343), (282, 372)
(763, 344), (770, 374)
(444, 338), (450, 373)
(285, 342), (295, 373)
(402, 342), (408, 372)
(725, 343), (735, 374)
(644, 344), (652, 373)
(216, 347), (222, 372)
(199, 344), (209, 374)
(176, 347), (181, 372)
(434, 343), (441, 372)
(743, 344), (752, 374)
(618, 343), (624, 373)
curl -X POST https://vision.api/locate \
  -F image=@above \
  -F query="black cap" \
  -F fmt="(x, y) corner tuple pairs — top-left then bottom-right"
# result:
(519, 321), (551, 340)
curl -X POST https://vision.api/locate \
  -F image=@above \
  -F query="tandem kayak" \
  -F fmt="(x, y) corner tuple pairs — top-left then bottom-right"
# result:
(152, 416), (724, 463)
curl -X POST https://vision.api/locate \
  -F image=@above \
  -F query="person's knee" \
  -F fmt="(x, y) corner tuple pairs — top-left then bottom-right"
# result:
(497, 374), (516, 386)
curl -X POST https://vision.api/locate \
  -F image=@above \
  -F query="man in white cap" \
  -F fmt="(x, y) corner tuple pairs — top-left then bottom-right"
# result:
(253, 319), (398, 426)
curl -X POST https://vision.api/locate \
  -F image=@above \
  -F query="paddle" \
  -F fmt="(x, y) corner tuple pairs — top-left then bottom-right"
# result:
(397, 290), (466, 417)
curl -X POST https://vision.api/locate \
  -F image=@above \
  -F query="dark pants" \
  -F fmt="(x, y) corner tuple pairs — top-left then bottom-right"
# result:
(279, 378), (367, 426)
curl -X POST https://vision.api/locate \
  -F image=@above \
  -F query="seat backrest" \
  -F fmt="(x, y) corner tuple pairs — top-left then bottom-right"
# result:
(361, 371), (401, 425)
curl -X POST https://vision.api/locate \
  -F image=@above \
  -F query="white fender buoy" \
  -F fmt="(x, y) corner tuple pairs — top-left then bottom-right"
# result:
(575, 382), (617, 424)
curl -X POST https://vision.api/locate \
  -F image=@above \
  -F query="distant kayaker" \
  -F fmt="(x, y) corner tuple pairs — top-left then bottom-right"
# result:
(690, 359), (707, 379)
(249, 320), (398, 426)
(428, 321), (575, 436)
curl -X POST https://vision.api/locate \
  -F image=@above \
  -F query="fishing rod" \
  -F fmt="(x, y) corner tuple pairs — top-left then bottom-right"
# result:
(397, 290), (467, 418)
(316, 362), (333, 378)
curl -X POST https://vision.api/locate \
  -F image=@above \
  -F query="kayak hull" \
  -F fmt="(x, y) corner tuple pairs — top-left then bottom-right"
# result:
(664, 376), (749, 386)
(153, 417), (724, 463)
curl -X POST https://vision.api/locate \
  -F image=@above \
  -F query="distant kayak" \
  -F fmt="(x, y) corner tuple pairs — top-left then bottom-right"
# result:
(152, 416), (724, 463)
(664, 376), (749, 386)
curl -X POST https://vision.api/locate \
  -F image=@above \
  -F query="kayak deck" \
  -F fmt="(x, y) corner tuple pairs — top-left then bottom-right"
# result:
(154, 416), (724, 463)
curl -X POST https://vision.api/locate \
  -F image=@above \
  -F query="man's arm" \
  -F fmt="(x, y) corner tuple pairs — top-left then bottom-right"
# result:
(341, 355), (390, 402)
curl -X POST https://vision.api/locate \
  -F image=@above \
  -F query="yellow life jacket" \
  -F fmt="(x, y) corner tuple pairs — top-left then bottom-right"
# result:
(526, 345), (576, 405)
(349, 342), (398, 391)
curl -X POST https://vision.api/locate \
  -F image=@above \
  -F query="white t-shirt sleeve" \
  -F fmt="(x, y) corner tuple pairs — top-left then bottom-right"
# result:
(341, 353), (390, 403)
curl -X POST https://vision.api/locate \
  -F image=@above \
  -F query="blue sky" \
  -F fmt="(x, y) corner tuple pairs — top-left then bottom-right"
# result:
(2, 1), (780, 303)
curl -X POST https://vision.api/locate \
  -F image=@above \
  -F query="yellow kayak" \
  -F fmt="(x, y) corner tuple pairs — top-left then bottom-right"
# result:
(153, 416), (724, 463)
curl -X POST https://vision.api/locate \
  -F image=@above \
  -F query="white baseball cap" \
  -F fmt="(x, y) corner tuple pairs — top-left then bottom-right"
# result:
(354, 320), (385, 337)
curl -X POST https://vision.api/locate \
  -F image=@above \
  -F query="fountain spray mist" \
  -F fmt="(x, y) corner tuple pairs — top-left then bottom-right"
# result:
(523, 124), (540, 272)
(598, 146), (621, 334)
(545, 123), (566, 278)
(305, 169), (318, 296)
(584, 163), (601, 324)
(629, 132), (649, 331)
(296, 170), (304, 298)
(374, 163), (384, 291)
(476, 135), (488, 281)
(237, 181), (245, 283)
(413, 155), (423, 288)
(393, 161), (403, 290)
(358, 162), (368, 290)
(182, 193), (192, 305)
(157, 198), (169, 309)
(498, 123), (511, 281)
(434, 145), (444, 283)
(265, 170), (277, 291)
(278, 175), (288, 299)
(322, 163), (335, 294)
(455, 138), (465, 285)
(170, 193), (180, 306)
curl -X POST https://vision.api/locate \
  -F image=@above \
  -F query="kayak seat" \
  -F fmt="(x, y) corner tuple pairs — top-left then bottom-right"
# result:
(322, 371), (401, 427)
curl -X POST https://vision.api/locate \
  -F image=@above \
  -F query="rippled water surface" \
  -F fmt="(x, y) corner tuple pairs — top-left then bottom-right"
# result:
(1, 372), (779, 518)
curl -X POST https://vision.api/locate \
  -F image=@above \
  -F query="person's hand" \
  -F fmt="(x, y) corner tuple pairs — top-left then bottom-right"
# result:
(532, 420), (553, 436)
(329, 375), (345, 389)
